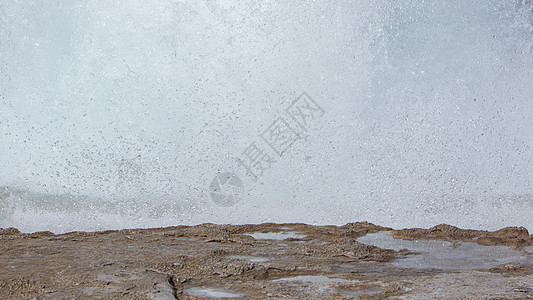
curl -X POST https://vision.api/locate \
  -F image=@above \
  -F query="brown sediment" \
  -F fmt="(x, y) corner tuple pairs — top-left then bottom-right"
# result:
(0, 222), (531, 299)
(391, 223), (533, 248)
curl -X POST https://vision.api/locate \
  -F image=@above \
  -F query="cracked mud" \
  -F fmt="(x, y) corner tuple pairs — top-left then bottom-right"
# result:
(1, 222), (532, 299)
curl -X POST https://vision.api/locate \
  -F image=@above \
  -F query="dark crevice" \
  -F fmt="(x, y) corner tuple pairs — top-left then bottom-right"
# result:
(167, 275), (179, 299)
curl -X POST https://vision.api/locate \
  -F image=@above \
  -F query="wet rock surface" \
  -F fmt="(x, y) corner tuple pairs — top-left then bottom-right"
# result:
(0, 222), (532, 299)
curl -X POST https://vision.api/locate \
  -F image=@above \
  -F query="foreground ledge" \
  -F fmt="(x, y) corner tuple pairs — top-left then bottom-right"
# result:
(1, 222), (532, 299)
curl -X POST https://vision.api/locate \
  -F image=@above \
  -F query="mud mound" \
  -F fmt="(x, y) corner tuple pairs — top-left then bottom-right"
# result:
(392, 224), (533, 248)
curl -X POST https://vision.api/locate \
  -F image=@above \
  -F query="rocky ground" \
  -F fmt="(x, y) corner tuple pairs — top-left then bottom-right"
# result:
(0, 222), (532, 299)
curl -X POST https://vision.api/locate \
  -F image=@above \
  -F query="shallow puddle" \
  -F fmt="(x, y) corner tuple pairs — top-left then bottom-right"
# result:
(293, 240), (327, 245)
(226, 255), (271, 262)
(183, 287), (244, 299)
(174, 237), (198, 241)
(245, 231), (307, 240)
(272, 275), (355, 294)
(336, 285), (386, 296)
(272, 275), (386, 296)
(356, 231), (533, 270)
(273, 275), (355, 284)
(96, 272), (139, 283)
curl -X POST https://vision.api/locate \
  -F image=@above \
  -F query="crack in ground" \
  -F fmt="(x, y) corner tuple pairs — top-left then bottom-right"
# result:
(168, 275), (179, 299)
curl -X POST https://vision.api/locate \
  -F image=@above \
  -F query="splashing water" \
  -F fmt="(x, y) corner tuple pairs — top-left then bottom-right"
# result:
(0, 1), (532, 233)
